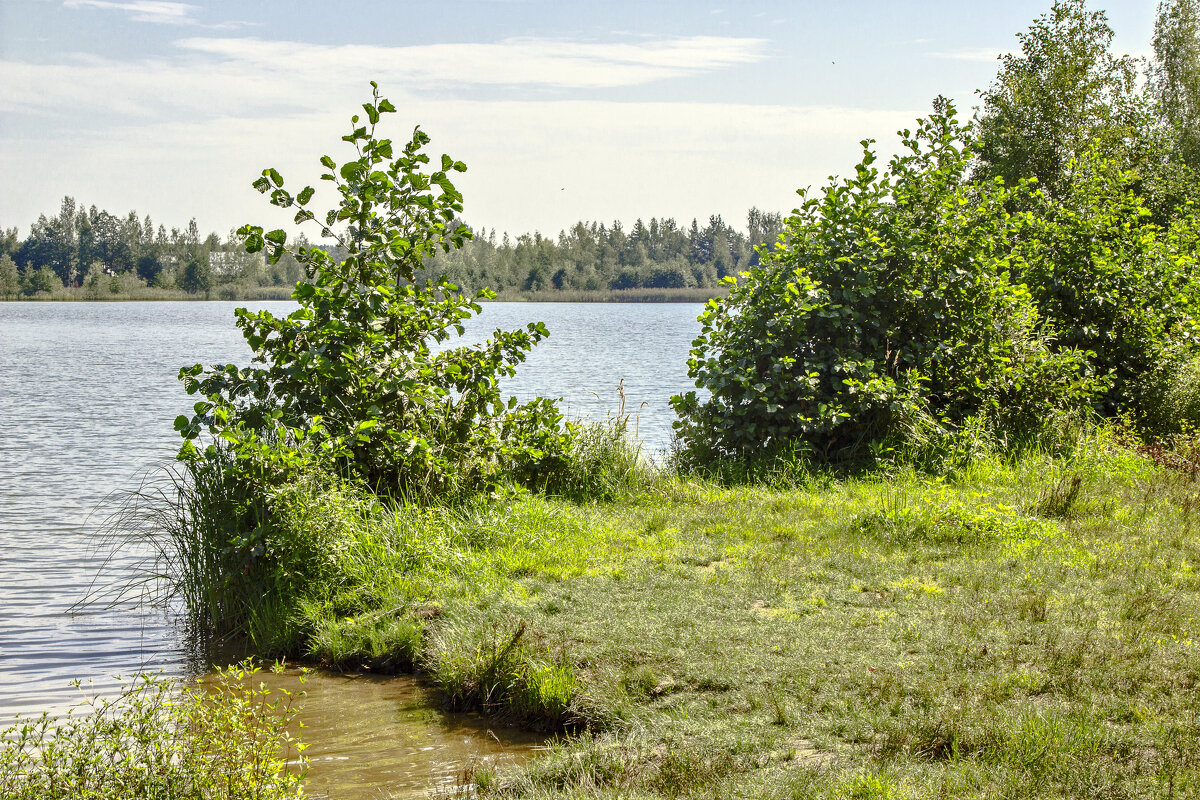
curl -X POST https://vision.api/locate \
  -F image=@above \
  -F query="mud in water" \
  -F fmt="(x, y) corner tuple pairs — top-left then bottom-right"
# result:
(249, 669), (544, 799)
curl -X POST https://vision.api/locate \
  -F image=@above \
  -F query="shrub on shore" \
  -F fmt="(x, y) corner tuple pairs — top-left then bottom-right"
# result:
(173, 83), (572, 507)
(0, 663), (305, 800)
(672, 98), (1200, 473)
(671, 100), (1099, 470)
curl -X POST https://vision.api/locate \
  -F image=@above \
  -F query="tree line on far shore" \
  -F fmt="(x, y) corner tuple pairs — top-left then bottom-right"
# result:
(0, 195), (785, 299)
(0, 201), (301, 299)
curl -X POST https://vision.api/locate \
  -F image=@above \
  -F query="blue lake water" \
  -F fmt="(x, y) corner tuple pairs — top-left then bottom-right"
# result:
(0, 300), (702, 723)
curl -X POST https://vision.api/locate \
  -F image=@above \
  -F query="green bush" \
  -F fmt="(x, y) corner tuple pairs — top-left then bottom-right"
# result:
(0, 663), (306, 800)
(175, 83), (571, 503)
(1135, 344), (1200, 436)
(1014, 150), (1200, 418)
(671, 100), (1098, 468)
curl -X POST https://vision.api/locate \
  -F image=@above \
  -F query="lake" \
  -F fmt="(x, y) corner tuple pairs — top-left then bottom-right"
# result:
(0, 300), (702, 793)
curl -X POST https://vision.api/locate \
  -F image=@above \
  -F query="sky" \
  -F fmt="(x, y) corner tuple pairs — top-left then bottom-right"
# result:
(0, 0), (1161, 240)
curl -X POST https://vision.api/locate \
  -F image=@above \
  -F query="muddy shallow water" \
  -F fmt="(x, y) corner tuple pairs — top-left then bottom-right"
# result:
(249, 670), (544, 799)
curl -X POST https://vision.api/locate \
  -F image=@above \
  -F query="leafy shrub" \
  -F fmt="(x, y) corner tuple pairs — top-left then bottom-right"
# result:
(0, 663), (306, 800)
(1135, 344), (1200, 436)
(1013, 151), (1200, 418)
(175, 83), (571, 503)
(671, 100), (1097, 468)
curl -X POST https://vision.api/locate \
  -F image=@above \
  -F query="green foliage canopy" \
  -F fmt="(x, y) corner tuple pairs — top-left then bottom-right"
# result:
(1013, 149), (1200, 416)
(974, 0), (1151, 200)
(0, 255), (18, 298)
(1153, 0), (1200, 171)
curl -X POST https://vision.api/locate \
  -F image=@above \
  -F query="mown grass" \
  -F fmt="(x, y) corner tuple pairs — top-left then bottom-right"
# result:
(132, 425), (1200, 797)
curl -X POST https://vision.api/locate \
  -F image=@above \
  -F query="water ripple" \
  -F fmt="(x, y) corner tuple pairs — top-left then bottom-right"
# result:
(0, 300), (701, 723)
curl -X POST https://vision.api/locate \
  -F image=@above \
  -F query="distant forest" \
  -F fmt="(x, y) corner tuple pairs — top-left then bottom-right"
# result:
(0, 197), (785, 299)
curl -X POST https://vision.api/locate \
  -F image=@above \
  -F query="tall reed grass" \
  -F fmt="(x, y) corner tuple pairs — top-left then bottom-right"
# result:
(98, 452), (324, 656)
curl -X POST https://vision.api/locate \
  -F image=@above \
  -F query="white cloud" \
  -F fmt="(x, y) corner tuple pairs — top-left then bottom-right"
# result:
(0, 35), (769, 119)
(0, 32), (921, 238)
(62, 0), (199, 24)
(0, 100), (919, 237)
(177, 34), (769, 88)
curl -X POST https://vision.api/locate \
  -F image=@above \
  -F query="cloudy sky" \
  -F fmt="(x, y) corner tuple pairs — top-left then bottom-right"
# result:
(0, 0), (1159, 240)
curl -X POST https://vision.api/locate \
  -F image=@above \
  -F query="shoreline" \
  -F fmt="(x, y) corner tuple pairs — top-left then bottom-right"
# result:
(0, 286), (728, 304)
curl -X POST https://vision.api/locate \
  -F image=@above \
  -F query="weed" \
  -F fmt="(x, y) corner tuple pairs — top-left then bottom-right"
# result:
(0, 663), (305, 800)
(1033, 472), (1084, 518)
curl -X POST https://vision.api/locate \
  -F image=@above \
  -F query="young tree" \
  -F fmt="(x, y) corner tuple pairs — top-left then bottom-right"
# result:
(22, 265), (60, 296)
(0, 227), (19, 260)
(0, 254), (19, 298)
(974, 0), (1150, 198)
(1152, 0), (1200, 170)
(179, 257), (211, 295)
(176, 83), (570, 499)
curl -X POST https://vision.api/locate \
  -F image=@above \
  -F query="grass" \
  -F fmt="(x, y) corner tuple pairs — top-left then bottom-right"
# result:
(121, 424), (1200, 798)
(0, 663), (306, 800)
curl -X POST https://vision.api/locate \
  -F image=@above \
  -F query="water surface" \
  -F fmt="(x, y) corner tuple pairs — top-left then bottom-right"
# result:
(249, 670), (544, 800)
(0, 300), (700, 787)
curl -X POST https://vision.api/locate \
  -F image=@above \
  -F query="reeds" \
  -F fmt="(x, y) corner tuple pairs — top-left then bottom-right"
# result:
(94, 452), (300, 656)
(488, 287), (727, 303)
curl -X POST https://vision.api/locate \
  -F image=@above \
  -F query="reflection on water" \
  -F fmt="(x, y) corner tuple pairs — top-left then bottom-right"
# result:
(250, 670), (543, 800)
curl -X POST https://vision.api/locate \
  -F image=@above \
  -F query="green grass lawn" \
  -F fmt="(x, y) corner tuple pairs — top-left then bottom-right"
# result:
(283, 432), (1200, 798)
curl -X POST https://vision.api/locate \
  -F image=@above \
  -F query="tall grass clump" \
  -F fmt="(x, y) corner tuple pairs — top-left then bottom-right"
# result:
(540, 417), (651, 501)
(107, 451), (375, 654)
(525, 382), (662, 502)
(0, 663), (306, 800)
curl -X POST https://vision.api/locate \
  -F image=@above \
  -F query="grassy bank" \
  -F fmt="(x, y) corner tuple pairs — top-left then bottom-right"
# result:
(152, 429), (1200, 798)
